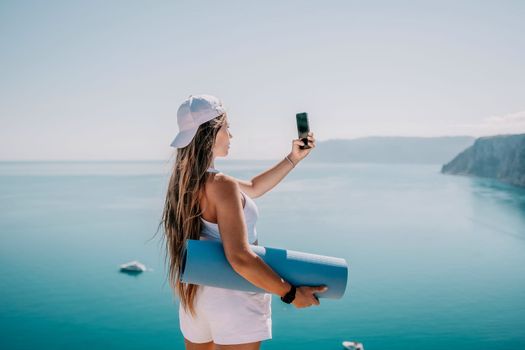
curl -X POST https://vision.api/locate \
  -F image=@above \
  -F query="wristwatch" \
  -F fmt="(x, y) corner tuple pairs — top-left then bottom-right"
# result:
(280, 284), (296, 304)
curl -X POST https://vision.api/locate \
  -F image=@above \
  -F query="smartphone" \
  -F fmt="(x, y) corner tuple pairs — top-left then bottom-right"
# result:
(296, 112), (311, 149)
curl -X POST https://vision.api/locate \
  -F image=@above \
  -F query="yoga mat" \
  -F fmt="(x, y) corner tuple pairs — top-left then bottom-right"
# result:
(180, 239), (348, 299)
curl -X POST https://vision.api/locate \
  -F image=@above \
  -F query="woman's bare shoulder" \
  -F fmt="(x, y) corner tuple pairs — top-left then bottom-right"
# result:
(205, 173), (240, 200)
(207, 173), (238, 190)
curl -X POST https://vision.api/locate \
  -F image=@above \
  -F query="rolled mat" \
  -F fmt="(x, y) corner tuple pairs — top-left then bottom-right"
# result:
(180, 239), (349, 299)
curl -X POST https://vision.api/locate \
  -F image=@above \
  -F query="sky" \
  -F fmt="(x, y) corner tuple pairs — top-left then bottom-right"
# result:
(1, 0), (524, 160)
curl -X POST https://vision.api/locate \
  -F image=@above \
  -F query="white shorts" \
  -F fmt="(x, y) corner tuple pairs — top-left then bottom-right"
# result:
(179, 285), (272, 345)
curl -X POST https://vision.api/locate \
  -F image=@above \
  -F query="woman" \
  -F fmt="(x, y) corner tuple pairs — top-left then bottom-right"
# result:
(160, 94), (328, 350)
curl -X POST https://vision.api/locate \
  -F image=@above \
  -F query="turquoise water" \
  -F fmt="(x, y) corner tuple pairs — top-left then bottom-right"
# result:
(1, 160), (525, 350)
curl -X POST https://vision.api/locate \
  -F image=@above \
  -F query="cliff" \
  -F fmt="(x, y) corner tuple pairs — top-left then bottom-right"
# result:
(441, 134), (525, 187)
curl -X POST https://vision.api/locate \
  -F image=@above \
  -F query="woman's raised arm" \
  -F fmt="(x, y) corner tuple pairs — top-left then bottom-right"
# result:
(249, 132), (316, 198)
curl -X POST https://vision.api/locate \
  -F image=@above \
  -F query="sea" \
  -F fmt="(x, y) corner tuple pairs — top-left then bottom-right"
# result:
(1, 160), (524, 350)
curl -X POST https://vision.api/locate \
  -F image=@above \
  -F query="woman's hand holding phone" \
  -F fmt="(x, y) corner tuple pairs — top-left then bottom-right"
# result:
(289, 131), (316, 165)
(289, 112), (316, 165)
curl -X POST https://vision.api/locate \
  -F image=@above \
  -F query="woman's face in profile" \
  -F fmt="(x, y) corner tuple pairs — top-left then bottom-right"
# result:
(213, 116), (232, 157)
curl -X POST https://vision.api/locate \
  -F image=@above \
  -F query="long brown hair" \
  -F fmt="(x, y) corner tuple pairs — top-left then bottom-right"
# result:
(157, 113), (226, 317)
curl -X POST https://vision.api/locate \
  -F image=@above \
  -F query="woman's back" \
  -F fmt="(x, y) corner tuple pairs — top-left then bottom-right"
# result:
(199, 168), (259, 245)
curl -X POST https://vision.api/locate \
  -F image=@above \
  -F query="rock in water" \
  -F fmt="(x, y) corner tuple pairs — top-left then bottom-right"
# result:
(119, 260), (147, 273)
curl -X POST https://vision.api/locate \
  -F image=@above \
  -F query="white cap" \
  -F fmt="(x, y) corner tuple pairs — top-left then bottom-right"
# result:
(170, 94), (226, 148)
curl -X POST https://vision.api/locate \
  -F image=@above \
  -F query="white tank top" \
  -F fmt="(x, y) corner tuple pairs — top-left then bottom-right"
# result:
(200, 167), (259, 244)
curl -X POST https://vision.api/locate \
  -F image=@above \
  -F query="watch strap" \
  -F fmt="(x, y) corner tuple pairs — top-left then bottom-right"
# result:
(280, 284), (296, 304)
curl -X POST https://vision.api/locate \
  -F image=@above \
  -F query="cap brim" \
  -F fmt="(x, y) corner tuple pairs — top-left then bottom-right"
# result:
(170, 128), (198, 148)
